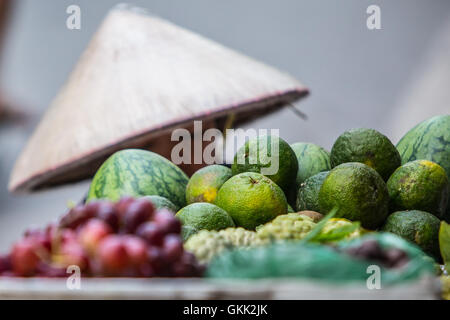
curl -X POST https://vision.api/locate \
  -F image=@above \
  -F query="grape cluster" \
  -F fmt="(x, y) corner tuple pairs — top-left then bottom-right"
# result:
(0, 197), (204, 278)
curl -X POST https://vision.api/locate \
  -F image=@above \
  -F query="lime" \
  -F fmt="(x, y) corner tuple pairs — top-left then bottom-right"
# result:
(176, 203), (235, 240)
(318, 162), (389, 229)
(232, 135), (298, 192)
(215, 172), (288, 230)
(330, 128), (401, 180)
(185, 165), (232, 204)
(382, 210), (440, 259)
(387, 160), (448, 219)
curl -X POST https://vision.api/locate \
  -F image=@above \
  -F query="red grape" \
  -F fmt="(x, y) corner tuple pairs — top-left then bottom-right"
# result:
(60, 229), (77, 244)
(122, 235), (148, 266)
(115, 196), (135, 217)
(137, 262), (154, 277)
(162, 235), (183, 263)
(153, 209), (181, 234)
(45, 223), (58, 243)
(171, 262), (189, 277)
(97, 235), (129, 275)
(24, 229), (52, 252)
(59, 205), (94, 229)
(122, 199), (154, 233)
(58, 240), (89, 271)
(146, 246), (166, 274)
(136, 222), (165, 246)
(78, 219), (112, 254)
(0, 255), (11, 273)
(172, 252), (204, 277)
(84, 201), (103, 215)
(11, 239), (40, 276)
(95, 201), (120, 231)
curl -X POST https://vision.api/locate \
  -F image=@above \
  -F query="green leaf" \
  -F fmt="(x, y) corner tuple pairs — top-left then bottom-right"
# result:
(312, 222), (361, 242)
(300, 207), (338, 243)
(439, 221), (450, 271)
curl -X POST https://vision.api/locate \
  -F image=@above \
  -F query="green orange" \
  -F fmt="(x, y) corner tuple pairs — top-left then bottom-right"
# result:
(185, 165), (232, 205)
(232, 135), (298, 192)
(387, 160), (448, 219)
(330, 128), (401, 180)
(382, 210), (440, 259)
(215, 172), (288, 230)
(318, 162), (389, 229)
(176, 203), (235, 241)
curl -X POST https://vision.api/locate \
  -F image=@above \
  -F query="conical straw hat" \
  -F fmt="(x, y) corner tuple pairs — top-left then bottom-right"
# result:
(9, 5), (308, 192)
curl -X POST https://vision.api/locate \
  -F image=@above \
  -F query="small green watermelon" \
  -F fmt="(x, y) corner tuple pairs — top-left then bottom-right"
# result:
(397, 115), (450, 176)
(87, 149), (189, 208)
(396, 115), (450, 220)
(141, 195), (179, 212)
(296, 171), (329, 212)
(290, 142), (331, 186)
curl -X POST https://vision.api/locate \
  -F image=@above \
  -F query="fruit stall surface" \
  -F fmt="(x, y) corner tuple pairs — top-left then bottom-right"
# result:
(0, 277), (440, 300)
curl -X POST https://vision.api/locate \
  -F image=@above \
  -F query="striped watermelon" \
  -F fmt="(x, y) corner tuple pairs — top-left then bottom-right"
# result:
(396, 115), (450, 220)
(87, 149), (189, 208)
(397, 115), (450, 178)
(290, 142), (331, 186)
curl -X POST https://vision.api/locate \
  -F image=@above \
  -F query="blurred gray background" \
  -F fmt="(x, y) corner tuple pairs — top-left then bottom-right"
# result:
(0, 0), (449, 250)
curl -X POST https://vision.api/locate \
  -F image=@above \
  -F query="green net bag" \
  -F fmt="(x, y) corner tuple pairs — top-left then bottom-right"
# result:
(206, 233), (435, 284)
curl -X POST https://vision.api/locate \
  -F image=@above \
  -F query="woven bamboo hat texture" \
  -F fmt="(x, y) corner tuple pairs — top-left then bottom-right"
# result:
(9, 5), (308, 192)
